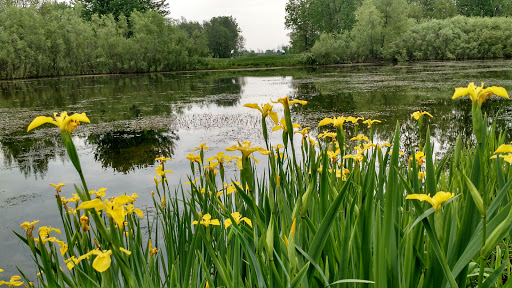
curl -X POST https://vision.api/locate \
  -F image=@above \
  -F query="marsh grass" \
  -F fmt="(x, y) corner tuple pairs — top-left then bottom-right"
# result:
(5, 86), (512, 288)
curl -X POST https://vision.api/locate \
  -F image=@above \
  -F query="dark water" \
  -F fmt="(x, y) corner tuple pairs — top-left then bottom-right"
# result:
(1, 60), (512, 279)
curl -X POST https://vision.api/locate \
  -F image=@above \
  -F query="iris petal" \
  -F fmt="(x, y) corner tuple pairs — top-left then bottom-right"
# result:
(27, 116), (58, 132)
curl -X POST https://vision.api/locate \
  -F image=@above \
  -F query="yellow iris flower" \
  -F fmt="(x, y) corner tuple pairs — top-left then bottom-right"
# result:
(66, 249), (114, 272)
(453, 82), (509, 107)
(90, 250), (113, 272)
(294, 127), (310, 137)
(327, 149), (340, 161)
(27, 111), (90, 133)
(155, 156), (172, 163)
(411, 111), (433, 120)
(363, 119), (381, 128)
(20, 220), (39, 232)
(491, 144), (512, 164)
(272, 144), (284, 151)
(192, 213), (220, 227)
(345, 116), (364, 124)
(494, 144), (512, 154)
(224, 212), (253, 229)
(272, 117), (301, 133)
(192, 143), (209, 152)
(76, 195), (136, 228)
(318, 116), (346, 129)
(203, 161), (219, 172)
(126, 204), (143, 218)
(406, 191), (454, 212)
(148, 239), (158, 256)
(318, 130), (337, 140)
(154, 165), (173, 176)
(89, 188), (107, 198)
(244, 103), (279, 124)
(271, 96), (307, 109)
(410, 151), (426, 166)
(186, 153), (202, 163)
(49, 183), (65, 192)
(226, 155), (261, 170)
(80, 215), (90, 231)
(38, 226), (61, 238)
(206, 152), (231, 166)
(225, 140), (271, 159)
(376, 143), (391, 150)
(490, 154), (512, 164)
(350, 134), (369, 142)
(0, 275), (24, 287)
(343, 154), (364, 163)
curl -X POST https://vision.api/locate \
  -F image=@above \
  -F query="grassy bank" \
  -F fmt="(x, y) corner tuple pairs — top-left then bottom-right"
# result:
(197, 54), (305, 70)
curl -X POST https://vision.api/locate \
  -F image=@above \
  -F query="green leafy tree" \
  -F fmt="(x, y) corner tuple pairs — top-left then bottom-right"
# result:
(285, 0), (358, 52)
(73, 0), (168, 21)
(204, 16), (243, 58)
(456, 0), (512, 16)
(285, 0), (318, 52)
(373, 0), (410, 57)
(178, 19), (209, 57)
(351, 0), (384, 59)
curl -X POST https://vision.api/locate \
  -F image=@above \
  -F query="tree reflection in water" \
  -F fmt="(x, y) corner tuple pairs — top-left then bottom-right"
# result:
(88, 129), (178, 173)
(0, 133), (65, 179)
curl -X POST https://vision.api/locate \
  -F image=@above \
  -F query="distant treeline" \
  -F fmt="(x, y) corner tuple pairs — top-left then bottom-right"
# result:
(2, 0), (512, 80)
(0, 2), (243, 79)
(285, 0), (512, 64)
(309, 16), (512, 64)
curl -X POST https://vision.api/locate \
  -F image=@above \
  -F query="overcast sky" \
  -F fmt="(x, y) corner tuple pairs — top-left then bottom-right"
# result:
(167, 0), (291, 51)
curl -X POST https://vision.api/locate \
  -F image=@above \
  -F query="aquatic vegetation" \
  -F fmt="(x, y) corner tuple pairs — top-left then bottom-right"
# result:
(3, 83), (512, 288)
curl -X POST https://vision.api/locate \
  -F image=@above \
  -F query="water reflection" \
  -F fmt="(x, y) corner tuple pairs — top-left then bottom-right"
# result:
(88, 129), (178, 173)
(0, 133), (65, 178)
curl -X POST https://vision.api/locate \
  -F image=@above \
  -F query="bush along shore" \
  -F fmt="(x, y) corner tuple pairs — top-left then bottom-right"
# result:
(2, 82), (512, 287)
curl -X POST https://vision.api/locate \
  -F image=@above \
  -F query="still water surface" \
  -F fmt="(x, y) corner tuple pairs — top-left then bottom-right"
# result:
(1, 60), (512, 278)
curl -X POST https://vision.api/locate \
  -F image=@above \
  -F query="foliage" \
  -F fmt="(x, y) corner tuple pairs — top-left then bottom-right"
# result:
(0, 3), (200, 79)
(204, 16), (244, 58)
(74, 0), (169, 21)
(310, 16), (512, 64)
(309, 33), (344, 64)
(285, 0), (319, 53)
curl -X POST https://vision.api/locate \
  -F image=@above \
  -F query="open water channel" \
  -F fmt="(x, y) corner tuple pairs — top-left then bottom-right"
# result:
(1, 60), (512, 279)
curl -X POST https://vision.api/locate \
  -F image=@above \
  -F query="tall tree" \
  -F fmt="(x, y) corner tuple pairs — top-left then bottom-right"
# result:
(285, 0), (318, 52)
(73, 0), (168, 21)
(204, 16), (243, 58)
(352, 0), (383, 59)
(374, 0), (410, 54)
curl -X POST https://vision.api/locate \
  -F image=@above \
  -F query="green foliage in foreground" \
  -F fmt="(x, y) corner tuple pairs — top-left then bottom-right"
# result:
(310, 16), (512, 64)
(5, 84), (512, 287)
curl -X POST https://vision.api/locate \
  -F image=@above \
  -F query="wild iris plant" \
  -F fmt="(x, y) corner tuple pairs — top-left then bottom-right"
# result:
(5, 83), (512, 288)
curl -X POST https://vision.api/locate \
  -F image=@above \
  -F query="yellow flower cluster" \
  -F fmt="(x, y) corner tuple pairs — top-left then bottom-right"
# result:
(192, 212), (252, 229)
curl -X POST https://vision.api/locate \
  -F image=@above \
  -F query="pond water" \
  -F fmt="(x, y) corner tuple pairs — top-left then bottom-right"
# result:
(1, 60), (512, 279)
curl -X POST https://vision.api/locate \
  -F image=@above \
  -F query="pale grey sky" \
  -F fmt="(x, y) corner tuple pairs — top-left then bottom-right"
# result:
(168, 0), (291, 51)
